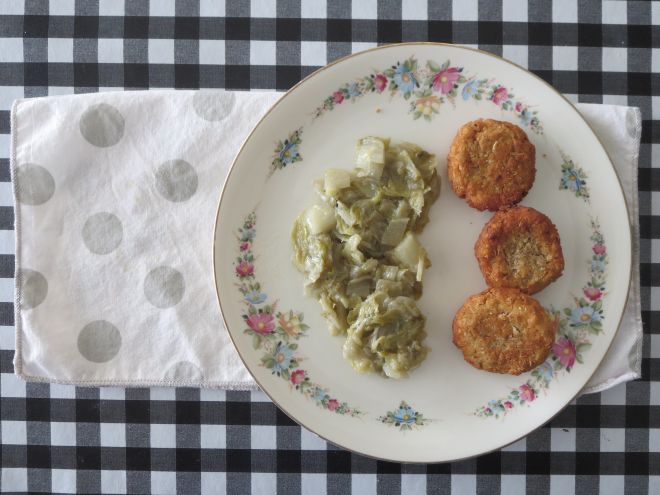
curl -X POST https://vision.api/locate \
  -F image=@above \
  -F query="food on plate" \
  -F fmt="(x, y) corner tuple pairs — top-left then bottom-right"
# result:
(291, 137), (440, 378)
(449, 124), (560, 373)
(452, 287), (557, 375)
(475, 206), (564, 294)
(447, 119), (536, 211)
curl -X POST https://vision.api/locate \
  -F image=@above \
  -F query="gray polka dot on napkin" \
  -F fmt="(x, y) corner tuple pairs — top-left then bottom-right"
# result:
(77, 320), (122, 363)
(155, 160), (198, 203)
(82, 212), (123, 255)
(19, 269), (48, 309)
(80, 103), (125, 147)
(192, 91), (235, 122)
(144, 266), (185, 308)
(15, 164), (55, 205)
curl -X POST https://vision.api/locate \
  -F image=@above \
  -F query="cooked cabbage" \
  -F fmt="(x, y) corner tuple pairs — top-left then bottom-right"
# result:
(324, 168), (352, 195)
(305, 203), (336, 234)
(291, 137), (439, 378)
(355, 136), (386, 178)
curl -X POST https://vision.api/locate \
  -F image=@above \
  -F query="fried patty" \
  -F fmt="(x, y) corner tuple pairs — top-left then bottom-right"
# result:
(452, 288), (557, 375)
(447, 119), (536, 211)
(475, 206), (564, 294)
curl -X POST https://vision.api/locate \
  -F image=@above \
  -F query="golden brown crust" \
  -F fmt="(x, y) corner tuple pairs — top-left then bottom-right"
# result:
(452, 288), (557, 375)
(447, 119), (536, 211)
(475, 206), (564, 294)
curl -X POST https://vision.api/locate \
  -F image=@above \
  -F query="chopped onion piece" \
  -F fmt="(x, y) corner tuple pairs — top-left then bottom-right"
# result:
(356, 137), (386, 178)
(324, 168), (352, 195)
(305, 203), (336, 234)
(392, 232), (422, 270)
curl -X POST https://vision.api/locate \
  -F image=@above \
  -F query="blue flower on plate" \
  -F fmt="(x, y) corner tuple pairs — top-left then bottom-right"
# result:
(244, 289), (267, 305)
(240, 228), (256, 242)
(392, 403), (417, 425)
(393, 64), (417, 93)
(519, 108), (531, 125)
(347, 83), (361, 98)
(278, 141), (299, 166)
(311, 386), (327, 402)
(271, 342), (294, 373)
(560, 168), (584, 192)
(487, 400), (505, 414)
(461, 79), (480, 100)
(591, 258), (606, 273)
(571, 306), (600, 327)
(536, 361), (554, 382)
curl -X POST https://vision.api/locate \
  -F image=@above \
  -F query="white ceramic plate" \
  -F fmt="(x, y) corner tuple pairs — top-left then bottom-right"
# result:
(213, 43), (631, 463)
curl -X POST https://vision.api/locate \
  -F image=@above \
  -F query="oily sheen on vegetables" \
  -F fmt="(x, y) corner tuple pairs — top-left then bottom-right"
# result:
(291, 137), (440, 378)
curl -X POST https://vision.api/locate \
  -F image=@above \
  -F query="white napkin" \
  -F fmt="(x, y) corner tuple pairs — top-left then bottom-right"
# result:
(10, 91), (641, 392)
(576, 103), (642, 394)
(12, 91), (278, 388)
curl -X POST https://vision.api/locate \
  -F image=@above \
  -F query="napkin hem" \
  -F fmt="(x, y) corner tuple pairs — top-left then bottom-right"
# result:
(13, 372), (260, 389)
(581, 371), (640, 395)
(626, 106), (643, 383)
(11, 98), (25, 380)
(629, 107), (644, 382)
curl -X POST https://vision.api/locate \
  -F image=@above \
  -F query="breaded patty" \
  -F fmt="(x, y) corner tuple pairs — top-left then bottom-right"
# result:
(447, 119), (536, 211)
(452, 288), (557, 375)
(475, 206), (564, 294)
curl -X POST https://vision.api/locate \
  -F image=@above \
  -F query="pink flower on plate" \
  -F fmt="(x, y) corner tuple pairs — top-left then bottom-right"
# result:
(515, 102), (523, 112)
(593, 244), (606, 255)
(326, 399), (339, 411)
(240, 242), (250, 252)
(519, 383), (536, 402)
(246, 313), (275, 335)
(504, 401), (513, 409)
(553, 336), (577, 369)
(432, 67), (460, 94)
(584, 287), (603, 301)
(235, 260), (254, 278)
(290, 369), (306, 385)
(373, 73), (388, 92)
(333, 91), (344, 104)
(491, 86), (509, 105)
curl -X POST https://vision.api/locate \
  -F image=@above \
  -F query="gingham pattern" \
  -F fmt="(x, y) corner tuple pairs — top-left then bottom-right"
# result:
(1, 1), (659, 493)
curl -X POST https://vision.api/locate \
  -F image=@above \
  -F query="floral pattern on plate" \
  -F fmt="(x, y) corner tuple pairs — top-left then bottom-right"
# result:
(378, 401), (430, 431)
(313, 57), (542, 133)
(235, 212), (362, 417)
(271, 128), (303, 174)
(559, 151), (590, 202)
(476, 218), (608, 418)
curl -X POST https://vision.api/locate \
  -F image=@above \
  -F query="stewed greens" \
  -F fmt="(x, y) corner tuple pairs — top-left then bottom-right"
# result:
(291, 137), (439, 378)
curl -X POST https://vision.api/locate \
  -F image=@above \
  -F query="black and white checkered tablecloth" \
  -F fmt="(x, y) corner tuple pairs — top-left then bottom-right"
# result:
(0, 1), (658, 494)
